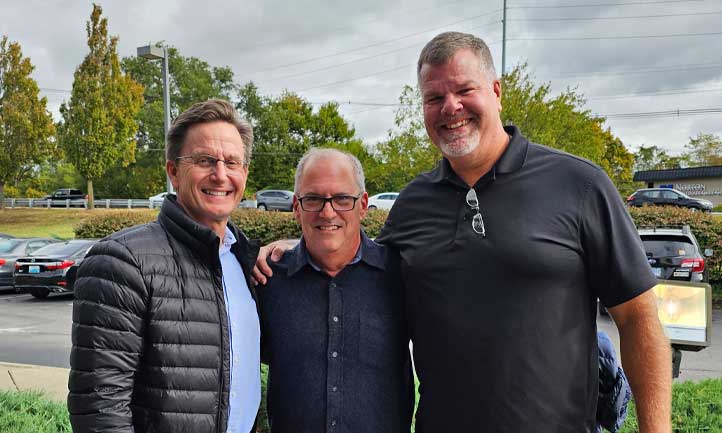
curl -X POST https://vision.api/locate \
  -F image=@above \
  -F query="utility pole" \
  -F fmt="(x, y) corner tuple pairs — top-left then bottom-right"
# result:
(502, 0), (507, 77)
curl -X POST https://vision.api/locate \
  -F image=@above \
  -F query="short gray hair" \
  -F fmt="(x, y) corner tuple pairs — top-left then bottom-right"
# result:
(417, 32), (497, 85)
(166, 99), (253, 164)
(294, 148), (365, 194)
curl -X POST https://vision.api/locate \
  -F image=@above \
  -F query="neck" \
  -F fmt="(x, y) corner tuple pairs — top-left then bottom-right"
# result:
(447, 128), (510, 187)
(307, 234), (361, 278)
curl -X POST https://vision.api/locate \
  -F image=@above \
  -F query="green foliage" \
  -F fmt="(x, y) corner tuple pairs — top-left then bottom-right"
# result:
(105, 45), (239, 198)
(619, 379), (722, 433)
(24, 187), (46, 198)
(237, 83), (367, 192)
(0, 391), (71, 433)
(58, 4), (144, 207)
(3, 185), (19, 197)
(0, 36), (56, 208)
(634, 144), (688, 171)
(73, 208), (390, 242)
(684, 132), (722, 167)
(17, 160), (84, 197)
(370, 85), (440, 193)
(73, 209), (157, 238)
(629, 206), (722, 281)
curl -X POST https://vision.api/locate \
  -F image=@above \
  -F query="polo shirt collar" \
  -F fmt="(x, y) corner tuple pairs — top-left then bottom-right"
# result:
(286, 229), (385, 276)
(430, 125), (529, 184)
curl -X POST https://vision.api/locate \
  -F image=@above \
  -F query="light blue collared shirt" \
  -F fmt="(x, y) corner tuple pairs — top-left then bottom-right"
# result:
(220, 227), (260, 433)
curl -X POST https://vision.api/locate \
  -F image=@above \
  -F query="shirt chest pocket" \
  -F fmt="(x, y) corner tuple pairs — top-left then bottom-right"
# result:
(359, 312), (403, 370)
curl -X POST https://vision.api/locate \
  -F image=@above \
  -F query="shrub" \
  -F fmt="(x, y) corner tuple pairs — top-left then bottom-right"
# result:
(714, 204), (722, 213)
(24, 187), (48, 198)
(628, 206), (722, 282)
(3, 185), (20, 198)
(74, 210), (157, 239)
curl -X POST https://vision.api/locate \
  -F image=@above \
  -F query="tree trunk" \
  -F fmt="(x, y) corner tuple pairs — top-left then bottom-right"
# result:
(87, 179), (94, 210)
(0, 182), (4, 210)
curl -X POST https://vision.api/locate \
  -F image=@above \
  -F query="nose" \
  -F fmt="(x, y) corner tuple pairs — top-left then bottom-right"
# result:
(318, 199), (337, 218)
(441, 94), (462, 116)
(209, 160), (228, 179)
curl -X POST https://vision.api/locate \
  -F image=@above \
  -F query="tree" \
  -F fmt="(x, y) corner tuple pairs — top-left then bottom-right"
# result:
(57, 4), (143, 208)
(634, 145), (687, 171)
(683, 132), (722, 166)
(237, 83), (367, 193)
(102, 47), (239, 198)
(0, 36), (56, 208)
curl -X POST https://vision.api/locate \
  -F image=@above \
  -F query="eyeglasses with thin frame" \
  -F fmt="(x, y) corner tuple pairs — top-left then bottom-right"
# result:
(465, 188), (486, 237)
(175, 154), (248, 174)
(296, 194), (362, 212)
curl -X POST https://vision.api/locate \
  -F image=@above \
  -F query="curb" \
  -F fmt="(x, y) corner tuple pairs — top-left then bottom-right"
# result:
(0, 362), (69, 402)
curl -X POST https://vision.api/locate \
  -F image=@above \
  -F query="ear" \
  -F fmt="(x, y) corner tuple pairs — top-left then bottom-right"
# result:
(292, 194), (301, 223)
(493, 79), (503, 112)
(166, 160), (180, 190)
(358, 191), (369, 220)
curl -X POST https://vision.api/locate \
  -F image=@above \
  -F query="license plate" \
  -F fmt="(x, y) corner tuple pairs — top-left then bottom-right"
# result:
(652, 267), (662, 277)
(28, 265), (40, 274)
(673, 270), (690, 278)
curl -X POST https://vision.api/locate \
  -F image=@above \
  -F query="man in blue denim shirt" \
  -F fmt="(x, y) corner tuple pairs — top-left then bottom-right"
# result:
(257, 148), (414, 433)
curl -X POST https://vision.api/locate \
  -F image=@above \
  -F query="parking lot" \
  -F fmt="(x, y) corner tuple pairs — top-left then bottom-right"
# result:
(0, 288), (721, 381)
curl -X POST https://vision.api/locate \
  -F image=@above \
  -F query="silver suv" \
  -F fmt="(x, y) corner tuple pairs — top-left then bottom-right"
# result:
(255, 190), (294, 211)
(638, 226), (709, 282)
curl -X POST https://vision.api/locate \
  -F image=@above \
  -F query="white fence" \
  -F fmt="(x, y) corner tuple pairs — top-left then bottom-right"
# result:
(2, 198), (258, 209)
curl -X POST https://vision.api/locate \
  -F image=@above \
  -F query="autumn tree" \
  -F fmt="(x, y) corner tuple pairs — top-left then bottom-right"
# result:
(634, 145), (687, 171)
(0, 36), (56, 208)
(683, 132), (722, 167)
(58, 4), (143, 208)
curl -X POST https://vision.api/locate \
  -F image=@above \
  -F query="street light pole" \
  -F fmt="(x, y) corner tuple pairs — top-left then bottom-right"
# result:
(137, 44), (174, 194)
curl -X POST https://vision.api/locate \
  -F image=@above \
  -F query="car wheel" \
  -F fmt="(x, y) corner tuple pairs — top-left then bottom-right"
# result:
(30, 288), (49, 299)
(257, 204), (267, 211)
(368, 205), (377, 210)
(689, 207), (699, 213)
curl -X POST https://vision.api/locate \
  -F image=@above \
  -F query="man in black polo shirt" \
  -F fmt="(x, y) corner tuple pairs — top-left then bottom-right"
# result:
(257, 148), (413, 433)
(375, 32), (670, 432)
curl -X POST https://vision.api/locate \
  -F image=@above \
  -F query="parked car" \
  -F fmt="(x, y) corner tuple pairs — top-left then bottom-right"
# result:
(368, 192), (399, 210)
(45, 188), (86, 207)
(255, 189), (294, 211)
(149, 192), (174, 207)
(626, 188), (713, 212)
(0, 238), (58, 288)
(599, 225), (710, 316)
(0, 233), (14, 239)
(14, 239), (97, 298)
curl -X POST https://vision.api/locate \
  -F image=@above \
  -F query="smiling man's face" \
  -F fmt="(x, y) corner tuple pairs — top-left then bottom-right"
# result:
(167, 121), (248, 237)
(293, 154), (368, 263)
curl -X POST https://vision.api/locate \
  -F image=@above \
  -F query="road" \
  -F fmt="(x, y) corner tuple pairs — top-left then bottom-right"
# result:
(1, 289), (720, 382)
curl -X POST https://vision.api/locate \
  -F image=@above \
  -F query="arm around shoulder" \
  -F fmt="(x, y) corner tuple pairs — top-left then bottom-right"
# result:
(68, 239), (148, 433)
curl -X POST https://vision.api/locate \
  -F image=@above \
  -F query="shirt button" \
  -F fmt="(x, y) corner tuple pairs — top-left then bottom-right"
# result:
(329, 282), (336, 289)
(332, 316), (339, 323)
(332, 386), (338, 392)
(331, 351), (338, 358)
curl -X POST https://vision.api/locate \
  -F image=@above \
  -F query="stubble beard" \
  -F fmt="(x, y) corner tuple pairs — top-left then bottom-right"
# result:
(437, 128), (481, 158)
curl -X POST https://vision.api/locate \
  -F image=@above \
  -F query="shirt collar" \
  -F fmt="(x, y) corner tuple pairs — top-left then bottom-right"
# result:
(430, 125), (529, 184)
(287, 230), (385, 277)
(219, 226), (237, 255)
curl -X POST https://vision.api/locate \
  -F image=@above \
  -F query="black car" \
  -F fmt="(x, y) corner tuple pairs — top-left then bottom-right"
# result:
(14, 239), (96, 298)
(0, 238), (59, 288)
(45, 188), (86, 207)
(626, 188), (713, 212)
(639, 226), (708, 283)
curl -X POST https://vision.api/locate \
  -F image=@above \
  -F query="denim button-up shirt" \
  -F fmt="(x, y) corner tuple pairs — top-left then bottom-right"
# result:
(259, 231), (413, 433)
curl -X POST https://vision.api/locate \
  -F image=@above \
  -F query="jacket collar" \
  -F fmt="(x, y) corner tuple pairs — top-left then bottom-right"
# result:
(287, 229), (385, 277)
(429, 125), (529, 185)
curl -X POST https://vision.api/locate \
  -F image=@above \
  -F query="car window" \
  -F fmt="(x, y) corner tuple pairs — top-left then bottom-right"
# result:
(642, 191), (659, 198)
(661, 190), (680, 199)
(0, 239), (19, 253)
(26, 240), (50, 254)
(31, 241), (93, 257)
(641, 235), (696, 258)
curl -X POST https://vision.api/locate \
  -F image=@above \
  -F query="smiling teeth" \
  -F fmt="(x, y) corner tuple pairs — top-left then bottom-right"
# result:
(446, 119), (469, 129)
(204, 190), (228, 196)
(319, 225), (340, 231)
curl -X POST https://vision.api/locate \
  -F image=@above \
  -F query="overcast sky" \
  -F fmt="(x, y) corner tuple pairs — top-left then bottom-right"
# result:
(2, 0), (721, 155)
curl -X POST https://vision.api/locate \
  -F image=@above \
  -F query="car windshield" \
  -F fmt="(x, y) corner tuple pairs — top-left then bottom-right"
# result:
(0, 239), (19, 253)
(31, 241), (92, 257)
(642, 235), (696, 258)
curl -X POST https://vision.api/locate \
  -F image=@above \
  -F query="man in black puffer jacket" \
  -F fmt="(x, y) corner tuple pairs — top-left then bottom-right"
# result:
(68, 99), (261, 433)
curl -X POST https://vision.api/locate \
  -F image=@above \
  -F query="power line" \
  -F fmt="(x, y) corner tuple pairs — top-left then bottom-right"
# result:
(510, 31), (722, 41)
(509, 0), (704, 9)
(599, 107), (722, 119)
(549, 63), (722, 79)
(588, 87), (722, 100)
(298, 64), (411, 92)
(509, 11), (722, 22)
(244, 9), (502, 76)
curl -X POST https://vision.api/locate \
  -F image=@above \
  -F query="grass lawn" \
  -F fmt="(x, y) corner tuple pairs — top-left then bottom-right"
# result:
(0, 391), (70, 433)
(0, 208), (156, 239)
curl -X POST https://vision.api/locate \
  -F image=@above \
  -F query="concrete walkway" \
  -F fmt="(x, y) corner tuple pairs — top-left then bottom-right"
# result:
(0, 361), (68, 402)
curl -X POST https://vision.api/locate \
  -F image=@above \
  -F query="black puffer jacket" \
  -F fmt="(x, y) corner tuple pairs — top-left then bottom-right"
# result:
(68, 196), (260, 433)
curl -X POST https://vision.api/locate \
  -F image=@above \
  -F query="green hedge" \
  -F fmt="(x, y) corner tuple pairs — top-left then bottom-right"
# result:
(74, 209), (391, 244)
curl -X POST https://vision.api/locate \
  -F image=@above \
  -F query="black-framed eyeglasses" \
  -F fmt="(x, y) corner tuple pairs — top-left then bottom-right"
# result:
(465, 188), (486, 237)
(297, 195), (361, 212)
(175, 154), (248, 173)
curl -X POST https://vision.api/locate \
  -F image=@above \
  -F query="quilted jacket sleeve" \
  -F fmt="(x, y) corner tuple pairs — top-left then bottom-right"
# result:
(67, 238), (149, 433)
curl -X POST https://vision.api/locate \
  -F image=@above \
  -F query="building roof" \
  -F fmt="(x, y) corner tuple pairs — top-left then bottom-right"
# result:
(634, 165), (722, 182)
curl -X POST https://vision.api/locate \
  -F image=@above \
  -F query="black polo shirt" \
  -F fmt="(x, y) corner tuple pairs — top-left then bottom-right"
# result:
(377, 126), (656, 433)
(258, 232), (414, 433)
